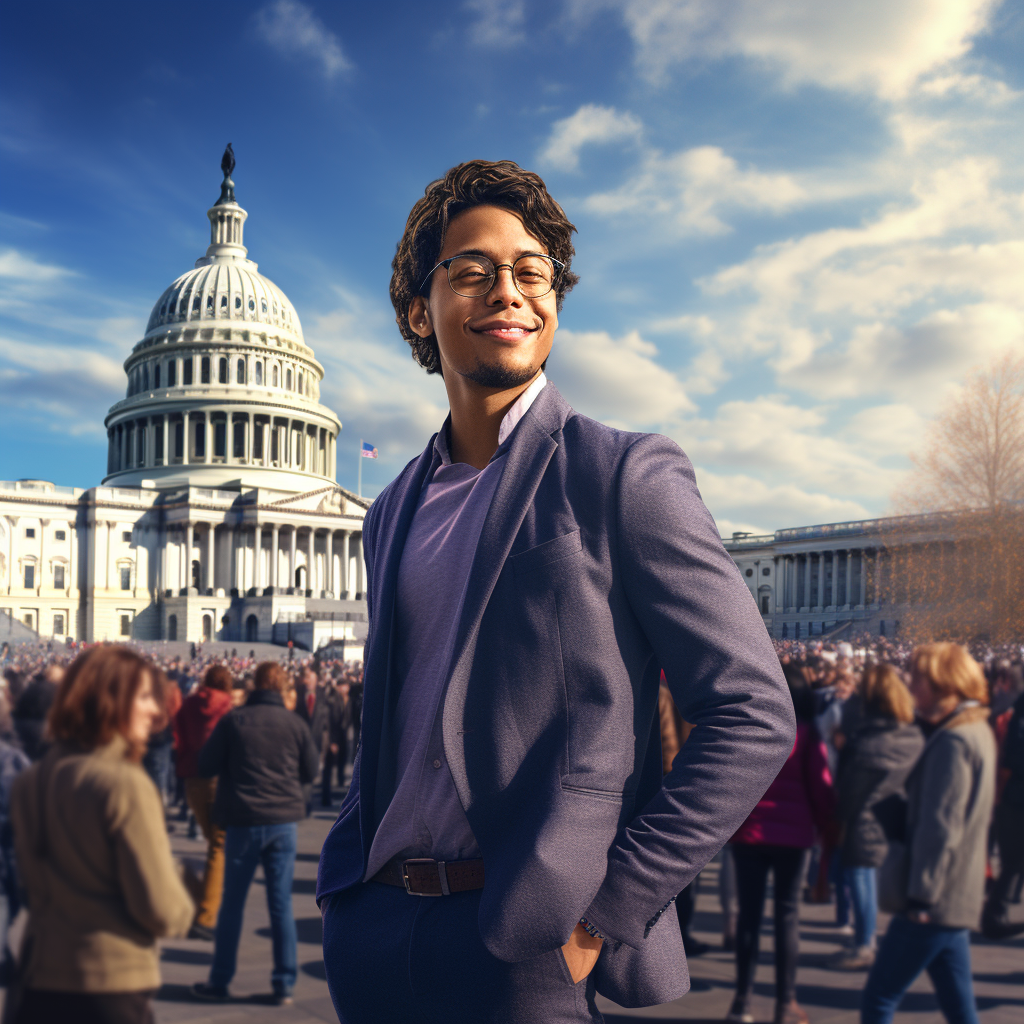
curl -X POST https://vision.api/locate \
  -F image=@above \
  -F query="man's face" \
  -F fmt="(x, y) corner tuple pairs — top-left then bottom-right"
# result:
(409, 205), (558, 390)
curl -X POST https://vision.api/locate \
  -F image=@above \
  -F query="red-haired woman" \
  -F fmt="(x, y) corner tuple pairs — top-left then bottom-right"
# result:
(9, 646), (194, 1024)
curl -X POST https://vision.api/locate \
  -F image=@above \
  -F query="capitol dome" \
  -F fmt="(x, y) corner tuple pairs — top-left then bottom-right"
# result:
(103, 148), (341, 492)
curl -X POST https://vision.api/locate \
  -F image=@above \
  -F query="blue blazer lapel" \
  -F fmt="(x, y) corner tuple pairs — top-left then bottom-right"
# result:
(358, 436), (437, 859)
(442, 384), (572, 806)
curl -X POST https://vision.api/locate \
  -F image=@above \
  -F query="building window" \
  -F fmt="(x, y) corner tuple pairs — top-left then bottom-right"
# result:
(272, 365), (279, 387)
(53, 613), (65, 635)
(183, 358), (193, 386)
(120, 614), (132, 636)
(745, 568), (753, 577)
(298, 372), (303, 394)
(235, 296), (242, 310)
(219, 357), (228, 384)
(215, 420), (226, 458)
(167, 361), (176, 387)
(55, 530), (66, 541)
(24, 565), (34, 588)
(220, 294), (227, 310)
(25, 528), (35, 538)
(142, 365), (149, 390)
(233, 420), (245, 458)
(255, 362), (263, 385)
(154, 364), (161, 388)
(237, 358), (245, 384)
(122, 531), (132, 542)
(54, 565), (65, 589)
(271, 426), (279, 462)
(195, 420), (205, 459)
(761, 595), (769, 613)
(261, 299), (268, 314)
(762, 567), (770, 576)
(120, 566), (131, 590)
(201, 356), (210, 383)
(155, 421), (164, 463)
(254, 423), (264, 460)
(192, 296), (201, 312)
(175, 420), (184, 458)
(286, 368), (292, 390)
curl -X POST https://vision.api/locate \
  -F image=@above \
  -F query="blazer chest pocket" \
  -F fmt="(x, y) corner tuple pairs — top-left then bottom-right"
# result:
(509, 529), (582, 578)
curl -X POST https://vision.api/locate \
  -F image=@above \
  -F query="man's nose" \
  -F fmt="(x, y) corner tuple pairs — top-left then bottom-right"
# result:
(487, 264), (523, 306)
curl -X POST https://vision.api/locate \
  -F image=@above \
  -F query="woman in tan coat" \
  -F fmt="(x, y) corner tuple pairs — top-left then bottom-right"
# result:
(10, 646), (194, 1024)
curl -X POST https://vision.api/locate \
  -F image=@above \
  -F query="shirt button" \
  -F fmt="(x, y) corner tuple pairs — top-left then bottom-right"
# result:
(432, 758), (441, 769)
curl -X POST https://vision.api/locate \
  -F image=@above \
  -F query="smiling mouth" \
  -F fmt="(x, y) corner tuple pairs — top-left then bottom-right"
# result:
(472, 324), (536, 340)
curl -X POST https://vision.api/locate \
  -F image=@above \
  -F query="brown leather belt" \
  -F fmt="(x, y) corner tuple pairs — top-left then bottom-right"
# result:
(371, 857), (485, 896)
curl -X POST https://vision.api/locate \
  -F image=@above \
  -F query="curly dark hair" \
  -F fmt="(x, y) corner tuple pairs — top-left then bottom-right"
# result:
(390, 159), (579, 375)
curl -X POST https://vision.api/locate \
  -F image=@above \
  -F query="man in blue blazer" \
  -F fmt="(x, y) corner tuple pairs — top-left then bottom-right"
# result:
(317, 159), (795, 1023)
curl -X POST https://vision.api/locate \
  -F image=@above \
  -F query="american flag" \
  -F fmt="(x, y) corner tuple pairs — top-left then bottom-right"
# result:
(361, 441), (378, 459)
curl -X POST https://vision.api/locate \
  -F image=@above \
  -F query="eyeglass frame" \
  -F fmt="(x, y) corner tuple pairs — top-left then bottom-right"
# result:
(418, 252), (566, 298)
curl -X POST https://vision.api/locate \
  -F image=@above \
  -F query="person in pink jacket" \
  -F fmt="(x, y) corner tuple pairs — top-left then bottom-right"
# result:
(727, 664), (837, 1024)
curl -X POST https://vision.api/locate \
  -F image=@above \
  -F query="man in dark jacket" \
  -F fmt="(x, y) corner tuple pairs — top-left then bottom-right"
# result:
(192, 661), (318, 1005)
(983, 686), (1024, 938)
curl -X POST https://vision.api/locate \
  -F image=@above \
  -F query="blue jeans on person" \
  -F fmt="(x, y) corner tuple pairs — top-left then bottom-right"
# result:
(843, 865), (877, 948)
(143, 738), (173, 803)
(861, 914), (979, 1024)
(209, 823), (298, 997)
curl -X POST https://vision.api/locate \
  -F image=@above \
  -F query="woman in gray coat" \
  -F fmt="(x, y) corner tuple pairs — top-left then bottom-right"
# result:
(862, 643), (996, 1024)
(832, 664), (923, 970)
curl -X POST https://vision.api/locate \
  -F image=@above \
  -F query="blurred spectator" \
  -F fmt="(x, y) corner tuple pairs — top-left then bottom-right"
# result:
(191, 661), (318, 1006)
(142, 672), (181, 806)
(12, 666), (61, 761)
(0, 694), (29, 980)
(865, 643), (996, 1024)
(727, 666), (836, 1024)
(982, 673), (1024, 939)
(321, 680), (351, 808)
(830, 664), (923, 970)
(8, 646), (193, 1024)
(175, 663), (234, 941)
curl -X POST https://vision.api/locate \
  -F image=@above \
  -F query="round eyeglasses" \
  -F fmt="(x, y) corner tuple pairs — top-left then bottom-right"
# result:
(419, 253), (564, 298)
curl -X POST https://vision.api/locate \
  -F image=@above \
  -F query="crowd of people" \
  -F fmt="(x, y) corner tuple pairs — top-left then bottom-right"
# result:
(0, 639), (363, 1022)
(699, 634), (1022, 1024)
(0, 633), (1021, 1023)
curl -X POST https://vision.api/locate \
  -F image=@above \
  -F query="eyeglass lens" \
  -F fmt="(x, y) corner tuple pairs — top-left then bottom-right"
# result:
(446, 254), (556, 297)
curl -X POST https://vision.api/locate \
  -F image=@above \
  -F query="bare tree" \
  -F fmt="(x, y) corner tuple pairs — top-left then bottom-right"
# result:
(887, 352), (1024, 641)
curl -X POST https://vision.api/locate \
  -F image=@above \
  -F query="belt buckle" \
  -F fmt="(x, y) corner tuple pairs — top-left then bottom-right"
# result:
(401, 858), (446, 896)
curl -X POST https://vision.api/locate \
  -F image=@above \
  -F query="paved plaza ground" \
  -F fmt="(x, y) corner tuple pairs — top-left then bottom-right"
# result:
(149, 798), (1024, 1024)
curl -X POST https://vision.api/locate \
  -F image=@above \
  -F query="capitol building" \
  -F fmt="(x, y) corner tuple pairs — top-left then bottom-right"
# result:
(0, 151), (368, 651)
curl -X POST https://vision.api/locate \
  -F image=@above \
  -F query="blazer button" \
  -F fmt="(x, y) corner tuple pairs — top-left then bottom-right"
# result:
(432, 758), (441, 769)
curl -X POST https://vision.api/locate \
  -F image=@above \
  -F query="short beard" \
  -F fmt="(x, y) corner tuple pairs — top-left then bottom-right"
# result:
(461, 359), (538, 390)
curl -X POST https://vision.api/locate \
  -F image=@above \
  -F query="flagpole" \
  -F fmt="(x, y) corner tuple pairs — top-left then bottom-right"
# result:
(357, 438), (362, 498)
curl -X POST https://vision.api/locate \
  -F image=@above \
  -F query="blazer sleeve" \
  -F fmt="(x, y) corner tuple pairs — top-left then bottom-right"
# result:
(584, 434), (795, 948)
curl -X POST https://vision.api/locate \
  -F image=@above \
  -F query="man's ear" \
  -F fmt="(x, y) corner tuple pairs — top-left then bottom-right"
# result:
(408, 296), (433, 339)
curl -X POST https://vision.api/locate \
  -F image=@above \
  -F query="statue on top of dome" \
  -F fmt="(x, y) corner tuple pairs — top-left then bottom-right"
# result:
(216, 143), (236, 206)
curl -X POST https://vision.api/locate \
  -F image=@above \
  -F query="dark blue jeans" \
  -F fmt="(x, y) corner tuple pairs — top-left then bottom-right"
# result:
(210, 823), (298, 996)
(322, 881), (601, 1024)
(861, 914), (978, 1024)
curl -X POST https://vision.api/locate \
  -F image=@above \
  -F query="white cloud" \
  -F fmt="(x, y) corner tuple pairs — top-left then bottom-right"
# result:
(253, 0), (352, 79)
(583, 144), (809, 235)
(547, 327), (695, 428)
(465, 0), (526, 47)
(574, 0), (1003, 99)
(537, 104), (643, 172)
(0, 248), (74, 282)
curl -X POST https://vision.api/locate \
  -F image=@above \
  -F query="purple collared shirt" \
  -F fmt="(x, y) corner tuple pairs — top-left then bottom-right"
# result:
(365, 375), (548, 878)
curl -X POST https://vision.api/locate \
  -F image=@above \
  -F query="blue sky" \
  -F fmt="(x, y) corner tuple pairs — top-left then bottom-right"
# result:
(2, 0), (1022, 534)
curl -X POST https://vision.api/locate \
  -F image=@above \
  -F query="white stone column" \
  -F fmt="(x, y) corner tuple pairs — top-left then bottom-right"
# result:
(858, 549), (867, 606)
(289, 527), (297, 590)
(358, 532), (367, 597)
(340, 530), (350, 596)
(844, 550), (853, 606)
(38, 519), (47, 595)
(306, 528), (314, 591)
(68, 518), (77, 595)
(160, 528), (169, 594)
(803, 554), (811, 610)
(830, 551), (839, 608)
(326, 530), (334, 595)
(106, 521), (115, 591)
(161, 414), (168, 464)
(247, 413), (255, 464)
(182, 412), (190, 465)
(206, 524), (215, 591)
(271, 524), (280, 588)
(230, 527), (239, 592)
(262, 422), (270, 467)
(186, 522), (195, 591)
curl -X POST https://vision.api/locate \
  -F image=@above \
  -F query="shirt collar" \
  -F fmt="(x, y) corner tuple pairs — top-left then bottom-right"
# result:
(434, 372), (549, 466)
